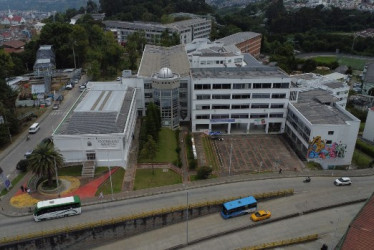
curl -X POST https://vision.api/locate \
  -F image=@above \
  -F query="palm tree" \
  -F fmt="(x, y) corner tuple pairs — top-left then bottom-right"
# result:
(28, 143), (64, 187)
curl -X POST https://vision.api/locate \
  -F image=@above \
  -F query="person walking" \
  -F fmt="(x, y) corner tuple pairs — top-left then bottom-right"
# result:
(27, 188), (31, 195)
(279, 168), (283, 174)
(20, 186), (25, 192)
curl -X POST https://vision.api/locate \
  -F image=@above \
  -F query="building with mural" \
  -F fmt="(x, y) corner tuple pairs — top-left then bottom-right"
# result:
(285, 89), (360, 169)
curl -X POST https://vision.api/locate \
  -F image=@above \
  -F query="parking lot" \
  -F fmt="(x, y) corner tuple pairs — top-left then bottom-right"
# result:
(207, 134), (304, 175)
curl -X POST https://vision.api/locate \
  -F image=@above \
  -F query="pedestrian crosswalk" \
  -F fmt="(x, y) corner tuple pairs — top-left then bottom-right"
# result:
(50, 110), (67, 116)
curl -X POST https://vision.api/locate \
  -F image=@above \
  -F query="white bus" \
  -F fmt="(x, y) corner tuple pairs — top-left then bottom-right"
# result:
(33, 196), (81, 222)
(29, 123), (40, 134)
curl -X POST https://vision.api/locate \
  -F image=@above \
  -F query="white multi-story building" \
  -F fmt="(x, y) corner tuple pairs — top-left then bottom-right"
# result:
(291, 73), (350, 108)
(103, 18), (211, 45)
(53, 83), (137, 169)
(185, 38), (246, 68)
(190, 66), (291, 134)
(286, 89), (360, 169)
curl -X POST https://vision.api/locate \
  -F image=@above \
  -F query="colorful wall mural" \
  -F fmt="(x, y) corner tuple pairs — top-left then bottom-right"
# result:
(307, 136), (347, 159)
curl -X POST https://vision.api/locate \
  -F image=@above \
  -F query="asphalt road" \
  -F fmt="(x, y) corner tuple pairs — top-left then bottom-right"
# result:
(0, 75), (85, 183)
(1, 176), (373, 242)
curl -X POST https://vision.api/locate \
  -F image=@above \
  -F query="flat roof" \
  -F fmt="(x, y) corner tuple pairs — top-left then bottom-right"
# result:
(103, 20), (168, 32)
(293, 89), (352, 125)
(191, 66), (289, 79)
(216, 32), (261, 46)
(55, 83), (135, 135)
(138, 44), (190, 78)
(324, 81), (345, 89)
(364, 63), (374, 83)
(166, 18), (209, 30)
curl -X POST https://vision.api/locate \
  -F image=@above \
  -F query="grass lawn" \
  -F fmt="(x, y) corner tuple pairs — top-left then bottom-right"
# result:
(312, 56), (367, 70)
(313, 56), (337, 64)
(95, 168), (125, 195)
(202, 136), (220, 171)
(359, 122), (365, 133)
(134, 168), (182, 190)
(139, 128), (178, 163)
(0, 172), (27, 196)
(58, 165), (83, 176)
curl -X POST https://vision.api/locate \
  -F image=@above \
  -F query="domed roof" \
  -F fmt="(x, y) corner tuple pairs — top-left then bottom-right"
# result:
(158, 67), (173, 78)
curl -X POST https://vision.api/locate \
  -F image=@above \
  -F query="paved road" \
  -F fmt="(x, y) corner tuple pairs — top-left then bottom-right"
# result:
(0, 75), (85, 184)
(1, 176), (373, 241)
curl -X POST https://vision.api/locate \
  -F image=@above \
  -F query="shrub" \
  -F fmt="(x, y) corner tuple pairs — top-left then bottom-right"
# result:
(306, 161), (322, 170)
(196, 166), (212, 179)
(16, 159), (29, 172)
(355, 140), (374, 156)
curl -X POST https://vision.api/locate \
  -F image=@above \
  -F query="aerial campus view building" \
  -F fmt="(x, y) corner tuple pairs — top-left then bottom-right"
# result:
(52, 33), (360, 171)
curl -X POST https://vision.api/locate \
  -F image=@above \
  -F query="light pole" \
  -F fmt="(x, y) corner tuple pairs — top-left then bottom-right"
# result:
(229, 140), (233, 175)
(183, 184), (189, 245)
(72, 41), (77, 69)
(54, 157), (60, 196)
(108, 152), (114, 200)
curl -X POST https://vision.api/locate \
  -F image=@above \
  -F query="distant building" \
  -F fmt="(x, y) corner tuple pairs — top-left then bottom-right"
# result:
(290, 73), (350, 108)
(216, 32), (262, 58)
(362, 63), (374, 96)
(363, 107), (374, 142)
(1, 10), (26, 25)
(53, 83), (137, 169)
(33, 45), (56, 93)
(103, 18), (211, 45)
(2, 40), (25, 53)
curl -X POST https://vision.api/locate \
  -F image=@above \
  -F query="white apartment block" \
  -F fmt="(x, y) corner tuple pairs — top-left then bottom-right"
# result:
(103, 18), (211, 45)
(363, 107), (374, 142)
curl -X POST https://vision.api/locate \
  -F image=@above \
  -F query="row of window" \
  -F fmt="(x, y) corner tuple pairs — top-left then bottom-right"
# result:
(196, 113), (284, 119)
(196, 93), (287, 100)
(194, 82), (289, 90)
(196, 103), (285, 110)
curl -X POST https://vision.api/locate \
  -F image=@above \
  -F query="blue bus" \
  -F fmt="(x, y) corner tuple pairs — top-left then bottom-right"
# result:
(221, 196), (257, 219)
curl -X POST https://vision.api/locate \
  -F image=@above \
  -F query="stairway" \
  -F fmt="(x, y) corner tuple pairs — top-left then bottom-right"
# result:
(81, 160), (96, 178)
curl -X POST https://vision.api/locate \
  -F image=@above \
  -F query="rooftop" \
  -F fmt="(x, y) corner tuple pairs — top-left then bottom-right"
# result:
(339, 193), (374, 249)
(104, 20), (168, 32)
(216, 32), (261, 46)
(54, 83), (135, 135)
(191, 65), (288, 79)
(324, 81), (346, 89)
(364, 63), (374, 83)
(166, 18), (210, 30)
(293, 89), (353, 125)
(138, 44), (190, 78)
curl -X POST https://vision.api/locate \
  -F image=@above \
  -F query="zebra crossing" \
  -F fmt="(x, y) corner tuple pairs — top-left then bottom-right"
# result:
(50, 110), (67, 116)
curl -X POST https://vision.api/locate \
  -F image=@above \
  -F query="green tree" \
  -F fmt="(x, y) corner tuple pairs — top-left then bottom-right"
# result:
(28, 143), (64, 187)
(86, 0), (98, 13)
(140, 135), (157, 175)
(196, 166), (212, 180)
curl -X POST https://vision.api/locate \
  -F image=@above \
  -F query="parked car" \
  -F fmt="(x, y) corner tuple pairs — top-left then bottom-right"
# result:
(250, 210), (271, 222)
(334, 177), (352, 186)
(52, 103), (59, 110)
(65, 83), (73, 90)
(116, 77), (121, 81)
(24, 150), (33, 159)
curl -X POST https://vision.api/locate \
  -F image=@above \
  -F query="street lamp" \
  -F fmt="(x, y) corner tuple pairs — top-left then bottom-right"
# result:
(107, 152), (114, 200)
(72, 41), (77, 69)
(54, 157), (60, 196)
(229, 140), (233, 176)
(183, 184), (189, 245)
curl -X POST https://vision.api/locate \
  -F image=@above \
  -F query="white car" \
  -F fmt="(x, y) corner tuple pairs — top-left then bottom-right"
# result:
(334, 177), (352, 186)
(65, 83), (73, 90)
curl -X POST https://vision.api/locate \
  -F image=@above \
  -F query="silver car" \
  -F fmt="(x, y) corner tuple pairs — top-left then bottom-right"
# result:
(334, 177), (352, 186)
